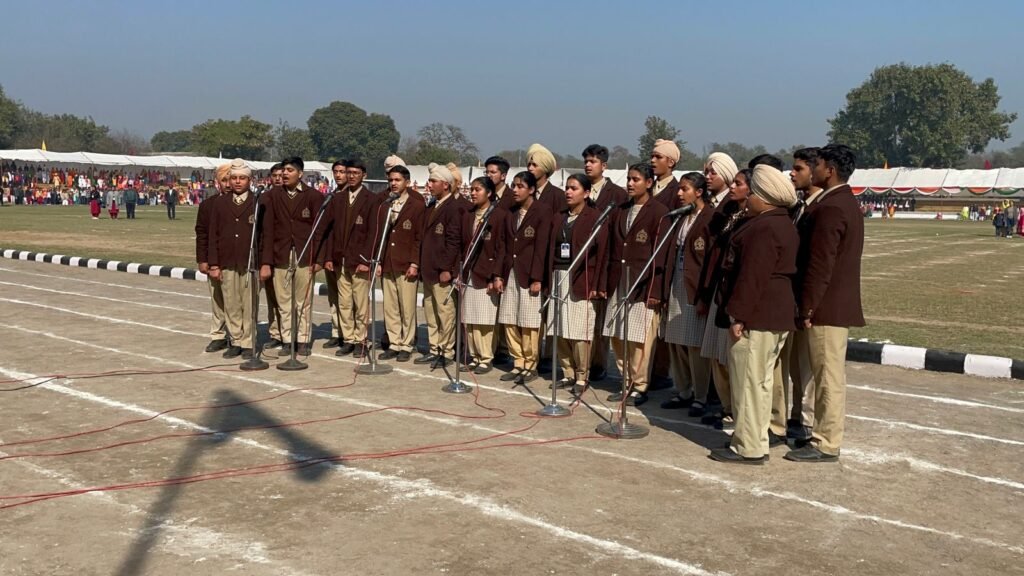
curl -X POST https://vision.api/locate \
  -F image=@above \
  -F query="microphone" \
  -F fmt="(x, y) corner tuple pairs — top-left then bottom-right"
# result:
(382, 192), (401, 205)
(663, 204), (696, 219)
(594, 202), (616, 227)
(479, 202), (496, 224)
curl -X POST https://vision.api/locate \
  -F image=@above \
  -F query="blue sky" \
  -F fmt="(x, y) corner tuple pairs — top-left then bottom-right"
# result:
(2, 0), (1022, 157)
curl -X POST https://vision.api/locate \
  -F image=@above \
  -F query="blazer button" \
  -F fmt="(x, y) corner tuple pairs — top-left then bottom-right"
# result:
(235, 234), (239, 238)
(390, 242), (395, 246)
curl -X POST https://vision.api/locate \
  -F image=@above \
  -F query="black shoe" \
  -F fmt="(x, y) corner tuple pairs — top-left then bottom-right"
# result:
(205, 339), (228, 353)
(701, 412), (723, 426)
(649, 375), (673, 391)
(768, 431), (786, 448)
(537, 358), (553, 374)
(278, 345), (294, 357)
(473, 363), (492, 375)
(589, 366), (607, 382)
(322, 337), (341, 349)
(783, 445), (839, 463)
(786, 419), (813, 442)
(688, 401), (707, 418)
(241, 350), (254, 360)
(351, 343), (367, 358)
(414, 353), (438, 365)
(493, 352), (514, 366)
(460, 361), (478, 373)
(517, 370), (538, 384)
(660, 394), (693, 410)
(709, 448), (767, 465)
(499, 368), (522, 381)
(222, 345), (242, 359)
(549, 378), (575, 390)
(378, 349), (399, 360)
(297, 342), (312, 356)
(396, 351), (411, 362)
(336, 342), (355, 356)
(606, 391), (624, 402)
(433, 357), (453, 368)
(607, 391), (647, 406)
(264, 338), (283, 350)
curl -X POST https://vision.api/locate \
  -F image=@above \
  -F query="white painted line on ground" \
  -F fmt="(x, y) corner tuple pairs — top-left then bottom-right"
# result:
(0, 366), (725, 576)
(964, 354), (1013, 379)
(847, 415), (1024, 447)
(5, 322), (1023, 556)
(0, 266), (207, 298)
(843, 448), (1024, 492)
(847, 384), (1024, 414)
(0, 281), (208, 316)
(0, 298), (199, 337)
(881, 345), (927, 370)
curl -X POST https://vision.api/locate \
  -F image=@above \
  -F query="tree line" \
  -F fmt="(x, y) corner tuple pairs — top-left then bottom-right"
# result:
(0, 62), (1018, 175)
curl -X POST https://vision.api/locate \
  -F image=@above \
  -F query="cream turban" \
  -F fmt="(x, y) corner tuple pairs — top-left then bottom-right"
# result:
(527, 143), (556, 176)
(428, 162), (455, 190)
(228, 158), (252, 177)
(446, 162), (463, 190)
(653, 139), (680, 165)
(384, 154), (405, 171)
(750, 165), (798, 208)
(706, 152), (738, 185)
(215, 163), (232, 181)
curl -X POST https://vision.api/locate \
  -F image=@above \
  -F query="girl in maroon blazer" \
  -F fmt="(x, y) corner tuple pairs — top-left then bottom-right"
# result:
(460, 177), (509, 374)
(662, 172), (715, 415)
(497, 171), (552, 385)
(546, 173), (609, 391)
(601, 163), (670, 406)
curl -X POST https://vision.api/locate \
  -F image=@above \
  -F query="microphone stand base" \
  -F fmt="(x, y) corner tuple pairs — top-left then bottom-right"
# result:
(239, 357), (270, 371)
(441, 379), (473, 394)
(277, 358), (308, 371)
(536, 403), (570, 418)
(595, 421), (649, 439)
(355, 363), (393, 376)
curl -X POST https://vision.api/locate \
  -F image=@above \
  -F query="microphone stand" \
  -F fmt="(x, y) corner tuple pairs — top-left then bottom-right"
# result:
(536, 204), (613, 417)
(440, 204), (494, 394)
(279, 191), (336, 371)
(240, 190), (268, 371)
(356, 194), (397, 376)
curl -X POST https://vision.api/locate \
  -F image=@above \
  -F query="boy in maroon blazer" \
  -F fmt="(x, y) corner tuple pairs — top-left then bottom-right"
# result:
(196, 164), (231, 353)
(785, 144), (864, 463)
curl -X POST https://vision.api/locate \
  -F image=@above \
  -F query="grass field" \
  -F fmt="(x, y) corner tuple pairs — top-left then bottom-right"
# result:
(1, 204), (1022, 358)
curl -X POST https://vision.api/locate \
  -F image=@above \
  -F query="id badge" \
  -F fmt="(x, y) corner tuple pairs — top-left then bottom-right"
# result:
(560, 243), (571, 259)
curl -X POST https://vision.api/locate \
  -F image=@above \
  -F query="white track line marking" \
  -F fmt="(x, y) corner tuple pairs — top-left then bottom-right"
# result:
(847, 415), (1024, 447)
(848, 384), (1024, 414)
(0, 280), (208, 316)
(843, 449), (1024, 492)
(0, 366), (724, 576)
(0, 265), (207, 299)
(4, 324), (1023, 556)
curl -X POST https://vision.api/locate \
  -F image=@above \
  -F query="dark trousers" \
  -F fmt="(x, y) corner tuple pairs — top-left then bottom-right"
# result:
(167, 203), (176, 220)
(126, 202), (136, 219)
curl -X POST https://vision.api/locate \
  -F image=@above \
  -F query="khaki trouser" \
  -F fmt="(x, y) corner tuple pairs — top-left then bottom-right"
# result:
(505, 325), (540, 370)
(337, 267), (370, 344)
(423, 281), (456, 359)
(713, 360), (731, 414)
(610, 310), (661, 393)
(220, 268), (253, 348)
(382, 272), (418, 353)
(591, 300), (610, 372)
(207, 277), (227, 341)
(807, 325), (849, 456)
(324, 268), (341, 338)
(669, 343), (710, 402)
(771, 354), (787, 436)
(729, 329), (788, 458)
(264, 279), (283, 341)
(784, 329), (815, 427)
(467, 324), (496, 364)
(272, 261), (313, 344)
(557, 338), (591, 383)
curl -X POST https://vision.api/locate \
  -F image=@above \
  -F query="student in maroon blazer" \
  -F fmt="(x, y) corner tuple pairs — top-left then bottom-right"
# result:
(207, 160), (259, 361)
(319, 160), (349, 350)
(709, 165), (799, 465)
(546, 173), (609, 389)
(527, 142), (568, 215)
(650, 138), (681, 209)
(600, 163), (671, 406)
(415, 164), (464, 365)
(258, 157), (324, 356)
(497, 171), (552, 384)
(580, 144), (627, 381)
(785, 144), (864, 463)
(376, 165), (426, 363)
(195, 167), (230, 353)
(485, 155), (517, 213)
(459, 176), (510, 373)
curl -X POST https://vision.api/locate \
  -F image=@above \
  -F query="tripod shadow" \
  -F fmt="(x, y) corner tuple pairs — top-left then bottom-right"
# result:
(115, 388), (337, 576)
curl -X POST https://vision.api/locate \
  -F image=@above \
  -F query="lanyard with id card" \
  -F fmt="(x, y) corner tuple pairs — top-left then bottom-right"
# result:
(560, 242), (571, 260)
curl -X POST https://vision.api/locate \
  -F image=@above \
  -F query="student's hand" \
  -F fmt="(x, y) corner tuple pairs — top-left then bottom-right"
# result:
(259, 265), (272, 282)
(324, 261), (334, 272)
(730, 322), (744, 342)
(405, 265), (418, 281)
(313, 263), (323, 273)
(588, 290), (599, 300)
(356, 263), (370, 274)
(198, 262), (209, 273)
(529, 281), (541, 296)
(597, 291), (607, 300)
(440, 271), (452, 285)
(646, 298), (661, 309)
(801, 318), (813, 330)
(208, 266), (221, 280)
(493, 278), (505, 294)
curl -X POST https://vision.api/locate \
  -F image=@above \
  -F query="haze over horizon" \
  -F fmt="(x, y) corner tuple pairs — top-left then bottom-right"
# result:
(2, 0), (1022, 157)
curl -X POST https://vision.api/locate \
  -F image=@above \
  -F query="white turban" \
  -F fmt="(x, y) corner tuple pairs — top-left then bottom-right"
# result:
(750, 165), (798, 208)
(228, 158), (251, 177)
(653, 139), (680, 165)
(446, 162), (463, 190)
(527, 143), (556, 176)
(706, 152), (738, 185)
(428, 162), (455, 190)
(384, 154), (405, 171)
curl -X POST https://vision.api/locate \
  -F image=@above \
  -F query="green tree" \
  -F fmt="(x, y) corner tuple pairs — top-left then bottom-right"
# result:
(708, 142), (769, 170)
(190, 115), (273, 159)
(0, 85), (23, 148)
(15, 111), (115, 152)
(272, 120), (316, 160)
(637, 116), (701, 169)
(151, 129), (194, 152)
(307, 101), (400, 177)
(828, 63), (1017, 168)
(608, 145), (640, 168)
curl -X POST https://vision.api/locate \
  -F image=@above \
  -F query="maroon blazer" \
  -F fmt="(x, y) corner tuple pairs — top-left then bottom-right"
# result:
(260, 184), (325, 268)
(494, 185), (517, 212)
(796, 184), (865, 327)
(419, 195), (464, 284)
(329, 185), (383, 270)
(208, 193), (257, 271)
(593, 180), (627, 214)
(605, 199), (670, 303)
(461, 206), (509, 288)
(534, 181), (567, 214)
(379, 192), (426, 275)
(695, 199), (748, 307)
(547, 205), (609, 299)
(720, 209), (798, 331)
(653, 177), (680, 210)
(503, 201), (553, 289)
(194, 191), (222, 264)
(663, 203), (716, 305)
